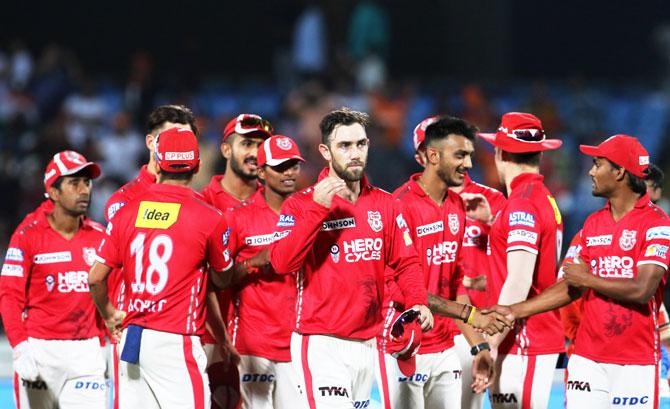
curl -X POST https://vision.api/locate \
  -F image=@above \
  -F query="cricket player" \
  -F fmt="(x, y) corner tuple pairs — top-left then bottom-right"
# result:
(89, 127), (233, 408)
(269, 107), (434, 409)
(479, 112), (565, 409)
(1, 150), (106, 408)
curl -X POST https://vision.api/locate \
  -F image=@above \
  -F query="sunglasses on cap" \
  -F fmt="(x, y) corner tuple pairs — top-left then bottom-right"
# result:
(240, 115), (274, 134)
(502, 128), (545, 142)
(390, 309), (421, 339)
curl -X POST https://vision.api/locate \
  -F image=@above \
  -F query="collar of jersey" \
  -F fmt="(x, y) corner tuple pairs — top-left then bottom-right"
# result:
(509, 172), (544, 192)
(604, 192), (651, 211)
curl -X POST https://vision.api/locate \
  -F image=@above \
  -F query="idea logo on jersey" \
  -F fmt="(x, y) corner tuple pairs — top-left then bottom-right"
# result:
(135, 201), (181, 229)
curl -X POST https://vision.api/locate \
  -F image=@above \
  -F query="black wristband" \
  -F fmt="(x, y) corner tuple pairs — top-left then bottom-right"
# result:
(470, 342), (490, 356)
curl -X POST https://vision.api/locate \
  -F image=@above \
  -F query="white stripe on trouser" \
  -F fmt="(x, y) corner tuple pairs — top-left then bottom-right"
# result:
(565, 354), (656, 409)
(291, 333), (375, 409)
(490, 353), (558, 409)
(15, 337), (106, 409)
(376, 347), (462, 409)
(454, 334), (485, 409)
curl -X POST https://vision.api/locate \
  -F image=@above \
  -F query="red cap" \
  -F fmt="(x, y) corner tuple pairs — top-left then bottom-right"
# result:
(257, 135), (305, 167)
(154, 127), (200, 173)
(412, 116), (439, 152)
(386, 309), (423, 377)
(479, 112), (562, 153)
(44, 151), (101, 192)
(222, 114), (273, 141)
(579, 134), (650, 178)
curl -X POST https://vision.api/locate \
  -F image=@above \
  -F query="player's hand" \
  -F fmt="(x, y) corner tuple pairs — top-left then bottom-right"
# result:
(105, 309), (126, 343)
(471, 349), (495, 393)
(411, 304), (434, 332)
(248, 248), (270, 271)
(13, 341), (39, 381)
(461, 193), (492, 224)
(313, 176), (347, 208)
(219, 339), (241, 370)
(469, 309), (513, 335)
(480, 304), (516, 324)
(563, 262), (593, 289)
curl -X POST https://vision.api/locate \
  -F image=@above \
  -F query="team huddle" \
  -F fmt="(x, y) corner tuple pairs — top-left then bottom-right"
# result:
(0, 104), (667, 409)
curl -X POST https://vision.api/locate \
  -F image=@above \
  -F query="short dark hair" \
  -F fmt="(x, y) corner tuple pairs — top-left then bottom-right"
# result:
(319, 107), (370, 145)
(647, 163), (664, 189)
(159, 168), (196, 181)
(607, 160), (647, 195)
(501, 150), (542, 166)
(424, 116), (477, 147)
(146, 105), (198, 137)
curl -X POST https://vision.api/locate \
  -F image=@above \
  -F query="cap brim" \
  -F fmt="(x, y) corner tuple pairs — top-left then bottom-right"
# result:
(579, 144), (602, 157)
(478, 133), (497, 146)
(396, 356), (416, 377)
(64, 162), (102, 179)
(264, 156), (305, 167)
(479, 132), (563, 153)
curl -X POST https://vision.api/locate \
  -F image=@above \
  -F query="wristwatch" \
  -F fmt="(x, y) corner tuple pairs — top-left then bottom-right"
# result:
(470, 342), (491, 356)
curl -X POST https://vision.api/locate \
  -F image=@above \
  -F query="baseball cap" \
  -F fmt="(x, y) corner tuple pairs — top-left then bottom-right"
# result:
(386, 309), (423, 377)
(154, 127), (200, 173)
(479, 112), (562, 153)
(412, 116), (439, 152)
(44, 150), (101, 192)
(222, 114), (273, 142)
(257, 135), (305, 167)
(579, 134), (649, 178)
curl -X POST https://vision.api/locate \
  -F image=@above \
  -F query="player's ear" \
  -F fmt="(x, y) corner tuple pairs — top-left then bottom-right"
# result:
(146, 133), (155, 151)
(220, 142), (232, 160)
(426, 146), (439, 165)
(318, 143), (332, 162)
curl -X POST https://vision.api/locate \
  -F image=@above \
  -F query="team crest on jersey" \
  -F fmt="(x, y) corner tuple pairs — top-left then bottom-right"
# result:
(82, 248), (96, 267)
(45, 274), (55, 292)
(367, 211), (383, 232)
(276, 137), (293, 150)
(448, 214), (459, 235)
(619, 230), (637, 251)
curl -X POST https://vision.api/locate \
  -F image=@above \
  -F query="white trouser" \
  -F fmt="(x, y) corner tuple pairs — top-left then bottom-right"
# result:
(489, 353), (558, 409)
(454, 334), (484, 409)
(291, 333), (376, 409)
(14, 337), (107, 409)
(376, 346), (462, 409)
(118, 328), (210, 409)
(238, 354), (303, 409)
(566, 354), (656, 409)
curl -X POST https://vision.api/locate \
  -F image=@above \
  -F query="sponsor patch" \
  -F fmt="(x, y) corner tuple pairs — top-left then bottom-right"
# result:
(5, 247), (24, 263)
(618, 230), (637, 251)
(403, 231), (413, 246)
(416, 221), (444, 237)
(507, 229), (538, 245)
(135, 201), (181, 229)
(165, 151), (195, 160)
(277, 214), (295, 227)
(57, 271), (89, 293)
(367, 211), (383, 232)
(330, 244), (340, 263)
(646, 226), (670, 241)
(107, 202), (125, 220)
(645, 244), (669, 258)
(45, 274), (55, 291)
(565, 244), (582, 260)
(245, 231), (290, 246)
(509, 211), (535, 228)
(34, 251), (72, 264)
(223, 227), (231, 246)
(395, 214), (408, 230)
(586, 235), (612, 246)
(1, 264), (23, 277)
(105, 222), (113, 235)
(322, 217), (356, 231)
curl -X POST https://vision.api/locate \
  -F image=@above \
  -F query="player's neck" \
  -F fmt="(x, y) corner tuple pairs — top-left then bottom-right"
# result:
(220, 169), (257, 201)
(608, 189), (640, 222)
(47, 206), (81, 240)
(504, 165), (538, 195)
(419, 171), (448, 206)
(146, 156), (158, 176)
(264, 188), (288, 214)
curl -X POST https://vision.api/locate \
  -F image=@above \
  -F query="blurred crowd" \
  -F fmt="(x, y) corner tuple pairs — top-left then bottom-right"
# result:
(1, 35), (670, 261)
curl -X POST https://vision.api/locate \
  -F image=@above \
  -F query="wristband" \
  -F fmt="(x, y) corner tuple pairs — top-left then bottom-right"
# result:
(470, 342), (490, 356)
(466, 306), (477, 325)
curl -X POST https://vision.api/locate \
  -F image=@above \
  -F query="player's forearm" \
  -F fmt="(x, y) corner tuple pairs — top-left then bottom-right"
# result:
(205, 291), (229, 344)
(0, 296), (29, 347)
(511, 280), (579, 319)
(583, 275), (657, 304)
(89, 280), (115, 319)
(455, 295), (486, 346)
(427, 293), (469, 320)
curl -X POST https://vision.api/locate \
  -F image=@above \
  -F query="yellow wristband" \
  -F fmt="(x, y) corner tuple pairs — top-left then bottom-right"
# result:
(466, 306), (477, 325)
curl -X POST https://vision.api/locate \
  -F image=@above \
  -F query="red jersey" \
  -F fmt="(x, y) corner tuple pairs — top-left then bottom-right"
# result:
(201, 174), (264, 344)
(386, 174), (466, 353)
(226, 198), (296, 362)
(96, 184), (232, 336)
(0, 211), (105, 347)
(488, 173), (564, 355)
(575, 194), (670, 365)
(270, 169), (427, 340)
(458, 174), (507, 307)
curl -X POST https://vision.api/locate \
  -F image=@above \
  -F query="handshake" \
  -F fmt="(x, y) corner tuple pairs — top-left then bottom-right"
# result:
(427, 294), (515, 335)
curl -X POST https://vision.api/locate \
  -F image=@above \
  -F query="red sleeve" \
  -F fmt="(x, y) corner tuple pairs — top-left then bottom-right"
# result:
(385, 200), (427, 307)
(0, 230), (32, 347)
(638, 220), (670, 270)
(95, 219), (122, 268)
(504, 199), (541, 254)
(207, 215), (233, 273)
(269, 194), (330, 274)
(224, 209), (242, 259)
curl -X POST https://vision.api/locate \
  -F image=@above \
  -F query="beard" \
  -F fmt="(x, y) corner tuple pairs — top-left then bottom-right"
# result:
(332, 158), (365, 182)
(230, 155), (258, 181)
(437, 166), (463, 188)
